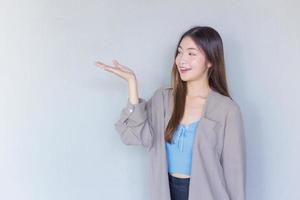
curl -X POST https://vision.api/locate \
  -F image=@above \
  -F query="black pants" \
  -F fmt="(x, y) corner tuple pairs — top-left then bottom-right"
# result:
(168, 173), (190, 200)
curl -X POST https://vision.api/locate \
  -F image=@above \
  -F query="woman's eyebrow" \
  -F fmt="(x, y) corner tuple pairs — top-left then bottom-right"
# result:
(178, 46), (199, 51)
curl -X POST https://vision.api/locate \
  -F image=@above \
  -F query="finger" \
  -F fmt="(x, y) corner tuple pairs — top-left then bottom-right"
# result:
(96, 61), (123, 74)
(95, 61), (114, 69)
(95, 61), (108, 67)
(112, 59), (123, 69)
(102, 66), (127, 79)
(95, 61), (105, 68)
(112, 59), (132, 72)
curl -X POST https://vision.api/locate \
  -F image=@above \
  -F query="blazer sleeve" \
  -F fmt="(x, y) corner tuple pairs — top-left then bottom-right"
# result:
(220, 103), (247, 200)
(114, 87), (162, 151)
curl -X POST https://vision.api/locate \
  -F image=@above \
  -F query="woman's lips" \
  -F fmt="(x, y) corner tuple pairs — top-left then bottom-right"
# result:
(179, 68), (192, 74)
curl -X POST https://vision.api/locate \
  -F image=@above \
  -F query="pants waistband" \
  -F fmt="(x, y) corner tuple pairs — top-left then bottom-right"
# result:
(168, 173), (190, 184)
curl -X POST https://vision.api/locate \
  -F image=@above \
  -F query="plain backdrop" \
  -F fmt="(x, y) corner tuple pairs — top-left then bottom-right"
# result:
(0, 0), (299, 199)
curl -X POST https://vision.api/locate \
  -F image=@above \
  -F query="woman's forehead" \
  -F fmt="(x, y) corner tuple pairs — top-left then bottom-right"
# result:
(178, 37), (198, 49)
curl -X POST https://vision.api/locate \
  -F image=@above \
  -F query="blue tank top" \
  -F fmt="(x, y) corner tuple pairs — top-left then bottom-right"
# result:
(165, 119), (201, 176)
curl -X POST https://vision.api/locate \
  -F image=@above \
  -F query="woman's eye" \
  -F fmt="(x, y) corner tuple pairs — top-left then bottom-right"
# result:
(177, 51), (195, 56)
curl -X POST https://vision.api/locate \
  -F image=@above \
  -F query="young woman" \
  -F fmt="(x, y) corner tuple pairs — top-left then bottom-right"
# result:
(96, 26), (246, 200)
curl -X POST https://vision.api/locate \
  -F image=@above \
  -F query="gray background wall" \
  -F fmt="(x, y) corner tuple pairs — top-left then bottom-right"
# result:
(0, 0), (299, 199)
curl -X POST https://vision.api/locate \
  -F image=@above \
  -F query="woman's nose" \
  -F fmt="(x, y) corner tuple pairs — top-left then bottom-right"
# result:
(179, 55), (189, 63)
(180, 59), (188, 65)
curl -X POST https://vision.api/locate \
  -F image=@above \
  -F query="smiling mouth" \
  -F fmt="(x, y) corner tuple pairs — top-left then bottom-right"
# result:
(179, 68), (192, 73)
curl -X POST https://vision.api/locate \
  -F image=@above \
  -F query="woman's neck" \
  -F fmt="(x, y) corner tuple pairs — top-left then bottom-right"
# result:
(186, 79), (211, 97)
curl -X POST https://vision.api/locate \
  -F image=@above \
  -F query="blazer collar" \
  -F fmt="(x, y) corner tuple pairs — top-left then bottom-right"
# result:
(201, 88), (219, 118)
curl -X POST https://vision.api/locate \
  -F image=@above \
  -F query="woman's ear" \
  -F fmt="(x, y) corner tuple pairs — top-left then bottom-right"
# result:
(207, 61), (212, 68)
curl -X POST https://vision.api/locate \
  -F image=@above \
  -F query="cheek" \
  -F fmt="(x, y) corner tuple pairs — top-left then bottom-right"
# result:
(191, 57), (202, 67)
(192, 58), (207, 71)
(175, 56), (180, 66)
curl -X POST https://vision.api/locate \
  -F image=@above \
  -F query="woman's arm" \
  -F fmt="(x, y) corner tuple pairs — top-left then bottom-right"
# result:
(221, 103), (247, 200)
(95, 59), (159, 151)
(114, 87), (162, 152)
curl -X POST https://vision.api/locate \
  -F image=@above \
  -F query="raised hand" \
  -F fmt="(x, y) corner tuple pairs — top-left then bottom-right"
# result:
(95, 59), (139, 105)
(95, 59), (136, 82)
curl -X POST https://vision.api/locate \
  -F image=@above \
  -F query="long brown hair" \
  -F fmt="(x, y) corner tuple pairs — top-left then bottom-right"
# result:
(165, 26), (231, 143)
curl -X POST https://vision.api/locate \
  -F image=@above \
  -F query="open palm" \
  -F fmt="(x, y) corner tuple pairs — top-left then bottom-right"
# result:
(95, 59), (136, 81)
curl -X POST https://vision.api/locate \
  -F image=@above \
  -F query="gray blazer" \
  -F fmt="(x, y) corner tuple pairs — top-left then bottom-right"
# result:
(114, 85), (246, 200)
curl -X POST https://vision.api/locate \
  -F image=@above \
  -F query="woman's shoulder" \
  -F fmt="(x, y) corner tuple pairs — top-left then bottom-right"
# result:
(149, 85), (172, 104)
(152, 85), (172, 94)
(159, 85), (173, 97)
(211, 90), (242, 114)
(161, 85), (173, 92)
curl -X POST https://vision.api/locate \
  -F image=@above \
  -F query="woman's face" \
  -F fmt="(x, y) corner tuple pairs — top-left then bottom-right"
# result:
(175, 36), (212, 82)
